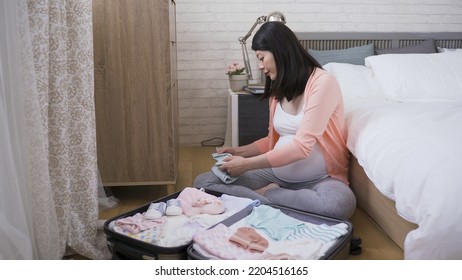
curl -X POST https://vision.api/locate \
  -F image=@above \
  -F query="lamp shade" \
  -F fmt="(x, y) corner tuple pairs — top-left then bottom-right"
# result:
(239, 12), (286, 80)
(265, 12), (286, 23)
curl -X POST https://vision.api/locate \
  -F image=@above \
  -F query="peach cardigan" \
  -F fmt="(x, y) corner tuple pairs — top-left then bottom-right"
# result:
(254, 68), (349, 185)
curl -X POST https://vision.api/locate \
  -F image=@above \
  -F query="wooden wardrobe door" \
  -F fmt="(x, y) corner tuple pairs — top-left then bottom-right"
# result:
(93, 0), (177, 186)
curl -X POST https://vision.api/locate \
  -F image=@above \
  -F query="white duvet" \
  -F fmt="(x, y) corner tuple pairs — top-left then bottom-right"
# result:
(324, 54), (462, 259)
(345, 98), (462, 259)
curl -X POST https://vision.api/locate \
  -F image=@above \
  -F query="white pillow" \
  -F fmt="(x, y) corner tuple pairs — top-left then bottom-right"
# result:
(365, 52), (462, 101)
(323, 62), (383, 99)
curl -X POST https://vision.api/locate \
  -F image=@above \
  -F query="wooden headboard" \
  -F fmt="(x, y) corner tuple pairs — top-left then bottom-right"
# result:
(295, 32), (462, 50)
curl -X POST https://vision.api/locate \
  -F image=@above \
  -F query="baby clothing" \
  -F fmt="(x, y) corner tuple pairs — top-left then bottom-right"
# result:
(114, 213), (166, 234)
(154, 215), (198, 247)
(211, 153), (238, 184)
(111, 188), (260, 248)
(246, 205), (348, 243)
(112, 221), (162, 243)
(165, 199), (183, 216)
(145, 199), (183, 219)
(245, 205), (305, 241)
(191, 197), (224, 215)
(176, 187), (225, 217)
(144, 202), (166, 220)
(260, 238), (322, 260)
(188, 212), (233, 229)
(285, 222), (349, 244)
(220, 194), (258, 213)
(192, 223), (262, 260)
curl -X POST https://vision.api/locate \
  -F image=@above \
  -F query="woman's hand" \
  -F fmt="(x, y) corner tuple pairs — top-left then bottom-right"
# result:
(217, 142), (262, 158)
(216, 146), (236, 155)
(220, 155), (248, 177)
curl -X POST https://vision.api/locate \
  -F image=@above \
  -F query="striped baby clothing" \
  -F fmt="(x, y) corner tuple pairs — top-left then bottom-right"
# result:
(285, 223), (349, 244)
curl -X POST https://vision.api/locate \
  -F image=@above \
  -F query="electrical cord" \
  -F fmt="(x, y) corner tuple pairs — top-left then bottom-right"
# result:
(201, 137), (224, 147)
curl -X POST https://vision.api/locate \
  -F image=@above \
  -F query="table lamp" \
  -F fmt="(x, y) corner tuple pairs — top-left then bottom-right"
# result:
(238, 12), (286, 80)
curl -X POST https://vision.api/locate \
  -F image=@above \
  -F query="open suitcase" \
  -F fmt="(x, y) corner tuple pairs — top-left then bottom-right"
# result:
(187, 204), (354, 260)
(103, 188), (257, 260)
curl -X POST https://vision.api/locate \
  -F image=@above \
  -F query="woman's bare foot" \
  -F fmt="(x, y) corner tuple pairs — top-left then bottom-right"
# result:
(255, 183), (280, 196)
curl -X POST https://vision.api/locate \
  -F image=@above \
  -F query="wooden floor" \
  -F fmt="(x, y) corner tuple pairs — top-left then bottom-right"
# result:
(99, 146), (404, 260)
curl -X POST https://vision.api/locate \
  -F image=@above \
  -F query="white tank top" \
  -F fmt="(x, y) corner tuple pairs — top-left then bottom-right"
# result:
(272, 102), (328, 183)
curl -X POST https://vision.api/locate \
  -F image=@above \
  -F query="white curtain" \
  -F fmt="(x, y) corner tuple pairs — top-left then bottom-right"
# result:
(0, 0), (115, 259)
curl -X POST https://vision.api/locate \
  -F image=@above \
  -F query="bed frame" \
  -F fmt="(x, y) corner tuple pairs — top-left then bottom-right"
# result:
(295, 31), (462, 250)
(296, 32), (462, 51)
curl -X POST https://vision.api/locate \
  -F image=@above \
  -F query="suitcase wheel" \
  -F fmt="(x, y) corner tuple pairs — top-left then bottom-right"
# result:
(349, 236), (362, 255)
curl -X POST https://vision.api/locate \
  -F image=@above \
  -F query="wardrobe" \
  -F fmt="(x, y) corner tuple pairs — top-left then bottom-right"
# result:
(92, 0), (178, 190)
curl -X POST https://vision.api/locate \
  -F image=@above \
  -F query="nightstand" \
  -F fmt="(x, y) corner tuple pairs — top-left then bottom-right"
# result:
(224, 89), (269, 147)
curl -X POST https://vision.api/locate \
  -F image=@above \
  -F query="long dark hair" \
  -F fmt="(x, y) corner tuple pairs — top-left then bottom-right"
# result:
(251, 22), (322, 101)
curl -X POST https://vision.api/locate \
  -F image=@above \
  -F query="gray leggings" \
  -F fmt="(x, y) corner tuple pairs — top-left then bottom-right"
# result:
(193, 168), (356, 220)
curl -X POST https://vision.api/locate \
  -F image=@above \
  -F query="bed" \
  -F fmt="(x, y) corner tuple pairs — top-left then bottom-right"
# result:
(295, 32), (462, 259)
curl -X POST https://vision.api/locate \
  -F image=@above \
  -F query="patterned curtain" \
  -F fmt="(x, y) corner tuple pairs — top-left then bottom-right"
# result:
(25, 0), (110, 259)
(0, 0), (111, 259)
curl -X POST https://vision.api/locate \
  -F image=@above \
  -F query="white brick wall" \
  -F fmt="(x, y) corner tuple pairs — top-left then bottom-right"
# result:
(176, 0), (462, 146)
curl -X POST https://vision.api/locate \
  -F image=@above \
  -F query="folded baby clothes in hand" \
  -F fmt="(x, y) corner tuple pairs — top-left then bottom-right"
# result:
(212, 152), (232, 166)
(211, 165), (238, 184)
(211, 153), (238, 184)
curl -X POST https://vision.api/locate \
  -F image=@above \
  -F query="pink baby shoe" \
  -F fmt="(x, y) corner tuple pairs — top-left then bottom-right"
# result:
(229, 227), (269, 253)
